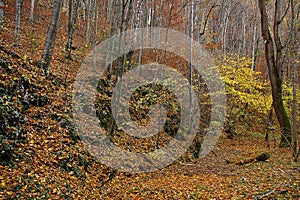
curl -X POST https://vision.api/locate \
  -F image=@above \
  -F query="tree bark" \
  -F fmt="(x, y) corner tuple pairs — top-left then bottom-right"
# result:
(14, 0), (23, 47)
(0, 0), (4, 28)
(30, 0), (35, 25)
(65, 0), (80, 59)
(251, 8), (259, 71)
(128, 0), (144, 59)
(258, 0), (292, 148)
(38, 0), (63, 73)
(85, 0), (91, 45)
(291, 0), (299, 161)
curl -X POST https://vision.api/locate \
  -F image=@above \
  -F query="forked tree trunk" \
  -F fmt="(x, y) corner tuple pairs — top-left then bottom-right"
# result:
(258, 0), (292, 148)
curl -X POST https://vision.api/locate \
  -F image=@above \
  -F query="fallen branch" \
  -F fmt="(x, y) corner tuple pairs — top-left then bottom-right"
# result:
(255, 189), (288, 199)
(236, 152), (270, 165)
(181, 163), (194, 166)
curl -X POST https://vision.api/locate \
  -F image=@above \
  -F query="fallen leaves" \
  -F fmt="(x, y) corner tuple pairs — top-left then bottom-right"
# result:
(0, 1), (299, 199)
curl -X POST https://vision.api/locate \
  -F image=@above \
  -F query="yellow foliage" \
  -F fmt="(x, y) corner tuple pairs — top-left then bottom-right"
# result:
(216, 53), (299, 124)
(217, 54), (272, 115)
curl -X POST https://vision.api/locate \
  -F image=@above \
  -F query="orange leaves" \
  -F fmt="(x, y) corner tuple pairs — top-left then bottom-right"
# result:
(94, 137), (300, 199)
(1, 1), (299, 198)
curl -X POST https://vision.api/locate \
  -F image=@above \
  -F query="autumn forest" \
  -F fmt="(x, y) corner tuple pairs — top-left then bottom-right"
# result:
(0, 0), (299, 199)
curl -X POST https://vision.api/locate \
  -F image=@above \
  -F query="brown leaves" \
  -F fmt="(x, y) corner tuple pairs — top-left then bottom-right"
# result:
(98, 138), (299, 199)
(0, 1), (299, 199)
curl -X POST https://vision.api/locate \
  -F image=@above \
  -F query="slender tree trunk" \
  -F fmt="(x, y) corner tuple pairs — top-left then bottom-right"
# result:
(242, 13), (246, 55)
(85, 0), (91, 45)
(162, 0), (173, 60)
(30, 0), (35, 25)
(93, 0), (98, 51)
(14, 0), (23, 47)
(251, 13), (259, 71)
(265, 108), (273, 148)
(128, 0), (144, 59)
(67, 0), (73, 52)
(108, 0), (128, 137)
(65, 0), (80, 59)
(137, 0), (149, 66)
(291, 0), (299, 161)
(258, 0), (292, 148)
(183, 0), (194, 162)
(0, 0), (4, 28)
(292, 41), (298, 161)
(38, 0), (63, 73)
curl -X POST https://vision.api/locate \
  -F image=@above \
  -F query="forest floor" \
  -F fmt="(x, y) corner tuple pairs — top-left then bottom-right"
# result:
(101, 137), (300, 199)
(0, 1), (300, 199)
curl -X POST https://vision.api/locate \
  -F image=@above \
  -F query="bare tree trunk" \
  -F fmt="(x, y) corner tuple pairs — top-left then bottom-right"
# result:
(291, 0), (299, 161)
(30, 0), (35, 25)
(67, 0), (73, 53)
(14, 0), (23, 47)
(137, 0), (149, 66)
(108, 0), (130, 137)
(0, 0), (4, 28)
(292, 37), (298, 161)
(93, 0), (98, 51)
(85, 0), (92, 45)
(65, 0), (80, 59)
(265, 108), (273, 148)
(251, 13), (259, 71)
(38, 0), (63, 73)
(242, 13), (246, 55)
(128, 0), (144, 60)
(162, 0), (174, 59)
(258, 0), (292, 148)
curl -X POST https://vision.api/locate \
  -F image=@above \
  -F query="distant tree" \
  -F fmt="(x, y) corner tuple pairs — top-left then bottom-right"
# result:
(258, 0), (292, 148)
(14, 0), (23, 47)
(250, 1), (260, 71)
(38, 0), (63, 73)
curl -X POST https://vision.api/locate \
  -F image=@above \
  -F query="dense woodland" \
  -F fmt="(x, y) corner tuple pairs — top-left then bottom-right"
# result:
(0, 0), (299, 199)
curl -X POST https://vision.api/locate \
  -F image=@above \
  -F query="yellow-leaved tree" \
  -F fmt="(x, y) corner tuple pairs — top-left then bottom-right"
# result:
(217, 53), (272, 137)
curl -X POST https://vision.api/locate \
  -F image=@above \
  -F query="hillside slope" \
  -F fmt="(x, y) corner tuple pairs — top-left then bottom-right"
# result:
(0, 1), (299, 199)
